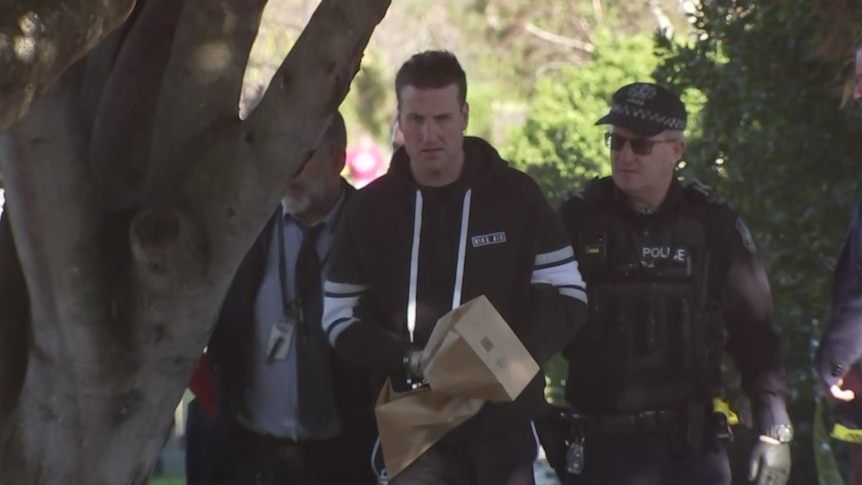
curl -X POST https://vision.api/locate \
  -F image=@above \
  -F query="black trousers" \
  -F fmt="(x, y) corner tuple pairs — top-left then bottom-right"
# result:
(212, 423), (354, 485)
(561, 433), (730, 485)
(389, 422), (537, 485)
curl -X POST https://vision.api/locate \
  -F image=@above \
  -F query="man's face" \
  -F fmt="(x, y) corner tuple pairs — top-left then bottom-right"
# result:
(283, 143), (344, 216)
(609, 125), (685, 200)
(397, 84), (468, 181)
(854, 49), (862, 109)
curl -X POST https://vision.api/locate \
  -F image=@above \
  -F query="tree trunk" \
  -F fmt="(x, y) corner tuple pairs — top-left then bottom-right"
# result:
(0, 0), (391, 483)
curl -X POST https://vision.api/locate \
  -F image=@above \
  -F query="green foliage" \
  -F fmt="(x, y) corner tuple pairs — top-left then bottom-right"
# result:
(450, 0), (689, 97)
(465, 81), (510, 142)
(654, 1), (862, 483)
(342, 49), (394, 143)
(148, 477), (183, 485)
(503, 32), (659, 203)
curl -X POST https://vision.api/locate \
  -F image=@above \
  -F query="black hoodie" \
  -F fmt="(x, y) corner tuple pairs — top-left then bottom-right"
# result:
(322, 136), (587, 444)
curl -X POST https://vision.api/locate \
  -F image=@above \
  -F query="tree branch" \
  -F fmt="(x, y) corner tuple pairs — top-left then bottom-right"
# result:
(144, 0), (269, 205)
(80, 0), (152, 140)
(647, 0), (674, 38)
(88, 0), (187, 211)
(190, 0), (392, 272)
(523, 21), (595, 53)
(0, 0), (137, 132)
(593, 0), (604, 24)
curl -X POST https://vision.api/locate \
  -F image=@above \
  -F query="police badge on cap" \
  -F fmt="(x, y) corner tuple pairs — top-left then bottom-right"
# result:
(595, 82), (687, 137)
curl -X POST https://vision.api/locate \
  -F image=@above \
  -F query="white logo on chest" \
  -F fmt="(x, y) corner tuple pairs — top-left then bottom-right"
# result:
(471, 232), (507, 247)
(641, 246), (687, 263)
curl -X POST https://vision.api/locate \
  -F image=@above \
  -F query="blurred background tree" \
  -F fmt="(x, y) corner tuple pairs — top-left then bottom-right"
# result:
(136, 0), (862, 482)
(502, 31), (658, 203)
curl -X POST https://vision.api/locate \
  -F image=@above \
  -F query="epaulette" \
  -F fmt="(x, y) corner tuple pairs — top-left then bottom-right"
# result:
(582, 176), (606, 202)
(560, 177), (598, 204)
(683, 178), (725, 205)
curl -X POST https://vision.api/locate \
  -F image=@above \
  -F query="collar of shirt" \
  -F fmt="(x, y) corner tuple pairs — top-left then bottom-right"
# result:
(613, 178), (686, 218)
(280, 185), (346, 235)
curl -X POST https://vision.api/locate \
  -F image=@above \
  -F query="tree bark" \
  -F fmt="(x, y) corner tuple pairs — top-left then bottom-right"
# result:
(0, 0), (392, 482)
(0, 0), (136, 132)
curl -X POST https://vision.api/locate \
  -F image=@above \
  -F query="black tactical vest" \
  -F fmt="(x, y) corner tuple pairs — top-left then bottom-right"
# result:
(562, 179), (725, 413)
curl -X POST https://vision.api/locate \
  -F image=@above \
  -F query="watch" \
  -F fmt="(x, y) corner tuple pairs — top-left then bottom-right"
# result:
(764, 424), (794, 443)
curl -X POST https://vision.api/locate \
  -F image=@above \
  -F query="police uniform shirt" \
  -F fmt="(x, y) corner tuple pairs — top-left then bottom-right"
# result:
(560, 177), (791, 434)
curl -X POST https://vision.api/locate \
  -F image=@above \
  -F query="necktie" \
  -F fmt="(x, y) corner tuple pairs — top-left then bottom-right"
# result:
(295, 223), (324, 333)
(294, 222), (335, 434)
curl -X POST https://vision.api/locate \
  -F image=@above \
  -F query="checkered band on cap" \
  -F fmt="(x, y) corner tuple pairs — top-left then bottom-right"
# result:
(610, 104), (686, 130)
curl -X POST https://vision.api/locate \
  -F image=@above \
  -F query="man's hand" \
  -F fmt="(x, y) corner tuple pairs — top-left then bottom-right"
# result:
(748, 436), (790, 485)
(821, 364), (862, 401)
(404, 349), (425, 377)
(829, 379), (856, 402)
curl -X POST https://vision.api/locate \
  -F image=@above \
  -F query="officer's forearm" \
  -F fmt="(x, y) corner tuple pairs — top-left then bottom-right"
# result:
(750, 393), (792, 433)
(817, 297), (862, 387)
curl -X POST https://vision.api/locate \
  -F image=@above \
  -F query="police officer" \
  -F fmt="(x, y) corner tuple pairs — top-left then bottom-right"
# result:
(556, 82), (794, 485)
(815, 44), (862, 481)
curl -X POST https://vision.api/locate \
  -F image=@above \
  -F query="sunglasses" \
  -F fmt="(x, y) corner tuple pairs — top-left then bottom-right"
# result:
(604, 133), (678, 156)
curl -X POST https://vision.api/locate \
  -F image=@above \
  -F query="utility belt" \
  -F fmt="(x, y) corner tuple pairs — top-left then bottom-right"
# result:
(560, 399), (737, 476)
(561, 409), (680, 437)
(230, 422), (337, 466)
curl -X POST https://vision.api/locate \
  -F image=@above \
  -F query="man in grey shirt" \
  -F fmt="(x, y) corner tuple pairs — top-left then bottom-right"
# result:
(185, 111), (376, 485)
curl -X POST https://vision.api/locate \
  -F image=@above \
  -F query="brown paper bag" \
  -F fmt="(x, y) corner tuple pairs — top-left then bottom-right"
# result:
(374, 378), (483, 478)
(373, 295), (539, 478)
(422, 295), (540, 401)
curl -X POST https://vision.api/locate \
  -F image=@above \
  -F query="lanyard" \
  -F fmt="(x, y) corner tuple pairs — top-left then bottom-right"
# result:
(276, 211), (300, 322)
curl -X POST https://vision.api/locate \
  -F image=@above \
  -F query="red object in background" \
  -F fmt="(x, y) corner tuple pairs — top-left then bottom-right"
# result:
(346, 136), (387, 188)
(188, 353), (218, 415)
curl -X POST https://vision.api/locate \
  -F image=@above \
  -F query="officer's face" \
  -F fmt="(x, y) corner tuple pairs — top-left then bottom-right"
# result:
(609, 126), (685, 204)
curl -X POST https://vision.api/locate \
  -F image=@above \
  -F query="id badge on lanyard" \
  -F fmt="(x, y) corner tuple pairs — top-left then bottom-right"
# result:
(266, 314), (296, 362)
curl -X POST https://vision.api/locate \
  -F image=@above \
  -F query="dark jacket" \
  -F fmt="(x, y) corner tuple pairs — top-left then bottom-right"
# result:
(188, 180), (377, 484)
(558, 176), (790, 434)
(322, 137), (588, 446)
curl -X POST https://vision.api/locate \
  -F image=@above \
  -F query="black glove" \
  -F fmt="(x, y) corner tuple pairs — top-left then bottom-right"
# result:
(748, 440), (790, 485)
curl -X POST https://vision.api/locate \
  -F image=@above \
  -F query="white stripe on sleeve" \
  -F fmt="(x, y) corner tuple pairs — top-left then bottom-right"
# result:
(322, 280), (370, 346)
(532, 246), (588, 303)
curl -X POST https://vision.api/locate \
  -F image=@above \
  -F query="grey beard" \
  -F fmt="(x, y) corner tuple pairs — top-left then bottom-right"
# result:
(282, 195), (311, 216)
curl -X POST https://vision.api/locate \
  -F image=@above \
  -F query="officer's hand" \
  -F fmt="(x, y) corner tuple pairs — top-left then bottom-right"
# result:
(829, 379), (856, 402)
(748, 436), (790, 485)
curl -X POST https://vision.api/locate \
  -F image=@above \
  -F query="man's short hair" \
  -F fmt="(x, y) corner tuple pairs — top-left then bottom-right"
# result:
(320, 111), (347, 149)
(394, 50), (467, 107)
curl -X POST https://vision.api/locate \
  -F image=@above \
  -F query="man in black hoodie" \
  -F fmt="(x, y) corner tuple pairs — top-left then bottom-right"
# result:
(322, 50), (589, 485)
